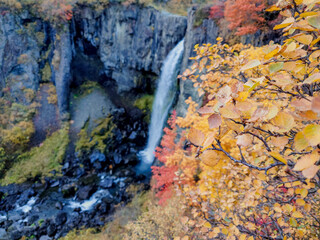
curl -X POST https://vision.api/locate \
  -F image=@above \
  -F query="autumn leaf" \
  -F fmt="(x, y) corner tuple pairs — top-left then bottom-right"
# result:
(269, 62), (284, 73)
(236, 134), (253, 147)
(220, 104), (241, 119)
(188, 128), (205, 146)
(294, 131), (309, 152)
(293, 151), (319, 171)
(302, 165), (319, 178)
(272, 112), (295, 133)
(303, 124), (320, 147)
(307, 15), (320, 29)
(311, 95), (320, 113)
(208, 114), (222, 129)
(270, 151), (287, 164)
(241, 59), (261, 71)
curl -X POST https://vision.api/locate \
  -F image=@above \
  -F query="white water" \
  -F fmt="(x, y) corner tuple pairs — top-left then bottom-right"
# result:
(16, 197), (37, 213)
(139, 40), (185, 165)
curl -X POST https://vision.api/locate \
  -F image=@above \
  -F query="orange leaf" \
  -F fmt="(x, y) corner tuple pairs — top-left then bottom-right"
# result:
(188, 128), (205, 146)
(293, 151), (319, 171)
(311, 95), (320, 113)
(302, 165), (320, 178)
(208, 114), (222, 129)
(236, 134), (253, 147)
(200, 150), (219, 167)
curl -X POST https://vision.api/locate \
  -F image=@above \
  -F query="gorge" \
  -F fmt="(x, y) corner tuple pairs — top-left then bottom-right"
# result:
(0, 3), (219, 239)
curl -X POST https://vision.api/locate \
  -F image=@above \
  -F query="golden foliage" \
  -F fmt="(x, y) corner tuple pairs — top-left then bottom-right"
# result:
(158, 1), (320, 239)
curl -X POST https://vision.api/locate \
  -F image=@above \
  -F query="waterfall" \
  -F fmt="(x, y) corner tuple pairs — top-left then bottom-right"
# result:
(139, 39), (185, 169)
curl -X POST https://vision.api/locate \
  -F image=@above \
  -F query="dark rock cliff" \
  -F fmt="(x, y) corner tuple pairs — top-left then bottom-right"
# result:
(0, 3), (218, 119)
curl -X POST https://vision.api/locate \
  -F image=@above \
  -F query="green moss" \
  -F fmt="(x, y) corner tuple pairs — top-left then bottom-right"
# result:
(193, 7), (210, 28)
(1, 125), (70, 185)
(41, 62), (52, 83)
(75, 116), (115, 155)
(134, 94), (154, 123)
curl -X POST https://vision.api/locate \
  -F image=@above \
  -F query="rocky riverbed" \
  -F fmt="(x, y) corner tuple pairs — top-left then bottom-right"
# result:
(0, 107), (149, 240)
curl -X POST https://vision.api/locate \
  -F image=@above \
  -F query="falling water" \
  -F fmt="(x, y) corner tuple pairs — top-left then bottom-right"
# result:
(138, 39), (185, 169)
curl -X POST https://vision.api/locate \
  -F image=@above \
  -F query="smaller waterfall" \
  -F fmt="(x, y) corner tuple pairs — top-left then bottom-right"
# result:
(139, 40), (185, 168)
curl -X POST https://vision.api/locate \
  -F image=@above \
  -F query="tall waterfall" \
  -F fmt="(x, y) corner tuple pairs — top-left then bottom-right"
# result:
(139, 39), (185, 168)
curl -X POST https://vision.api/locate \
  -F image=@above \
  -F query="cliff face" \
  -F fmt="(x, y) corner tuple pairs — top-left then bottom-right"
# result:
(0, 13), (41, 104)
(177, 6), (219, 116)
(0, 4), (218, 118)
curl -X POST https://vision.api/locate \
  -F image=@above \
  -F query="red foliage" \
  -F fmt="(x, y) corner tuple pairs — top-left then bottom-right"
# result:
(151, 110), (179, 205)
(40, 0), (73, 22)
(209, 3), (225, 19)
(224, 0), (266, 35)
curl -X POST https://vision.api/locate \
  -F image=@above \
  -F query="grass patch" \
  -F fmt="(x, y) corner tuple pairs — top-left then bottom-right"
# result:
(1, 125), (69, 185)
(75, 116), (116, 156)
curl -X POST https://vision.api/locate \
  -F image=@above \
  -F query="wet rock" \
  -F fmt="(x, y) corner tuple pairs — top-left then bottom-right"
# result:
(55, 202), (63, 210)
(10, 230), (22, 240)
(77, 185), (95, 200)
(99, 177), (113, 189)
(128, 131), (137, 140)
(47, 223), (57, 237)
(113, 153), (122, 164)
(54, 212), (67, 226)
(61, 184), (76, 198)
(0, 228), (7, 240)
(39, 235), (52, 240)
(28, 215), (39, 224)
(90, 151), (106, 163)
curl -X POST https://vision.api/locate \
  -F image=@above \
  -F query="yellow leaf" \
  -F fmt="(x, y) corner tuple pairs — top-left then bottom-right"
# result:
(265, 5), (281, 11)
(292, 211), (304, 218)
(220, 104), (241, 119)
(270, 152), (287, 164)
(296, 199), (305, 206)
(300, 188), (308, 198)
(293, 152), (319, 171)
(221, 228), (228, 235)
(274, 17), (294, 30)
(203, 222), (212, 228)
(188, 128), (205, 146)
(290, 218), (298, 227)
(202, 132), (215, 149)
(272, 112), (295, 133)
(303, 124), (320, 146)
(292, 33), (313, 45)
(241, 60), (261, 71)
(302, 165), (320, 178)
(265, 47), (280, 59)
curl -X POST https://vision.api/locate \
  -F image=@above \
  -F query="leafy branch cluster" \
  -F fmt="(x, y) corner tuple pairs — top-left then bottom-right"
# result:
(150, 0), (320, 239)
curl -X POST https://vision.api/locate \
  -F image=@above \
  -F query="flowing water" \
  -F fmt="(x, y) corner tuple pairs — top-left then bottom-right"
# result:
(138, 40), (185, 170)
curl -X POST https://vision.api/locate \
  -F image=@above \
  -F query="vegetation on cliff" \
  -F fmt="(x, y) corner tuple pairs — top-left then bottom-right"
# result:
(1, 124), (69, 185)
(75, 1), (320, 239)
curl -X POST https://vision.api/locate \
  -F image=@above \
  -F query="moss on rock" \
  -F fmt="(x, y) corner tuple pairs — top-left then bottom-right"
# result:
(1, 124), (70, 185)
